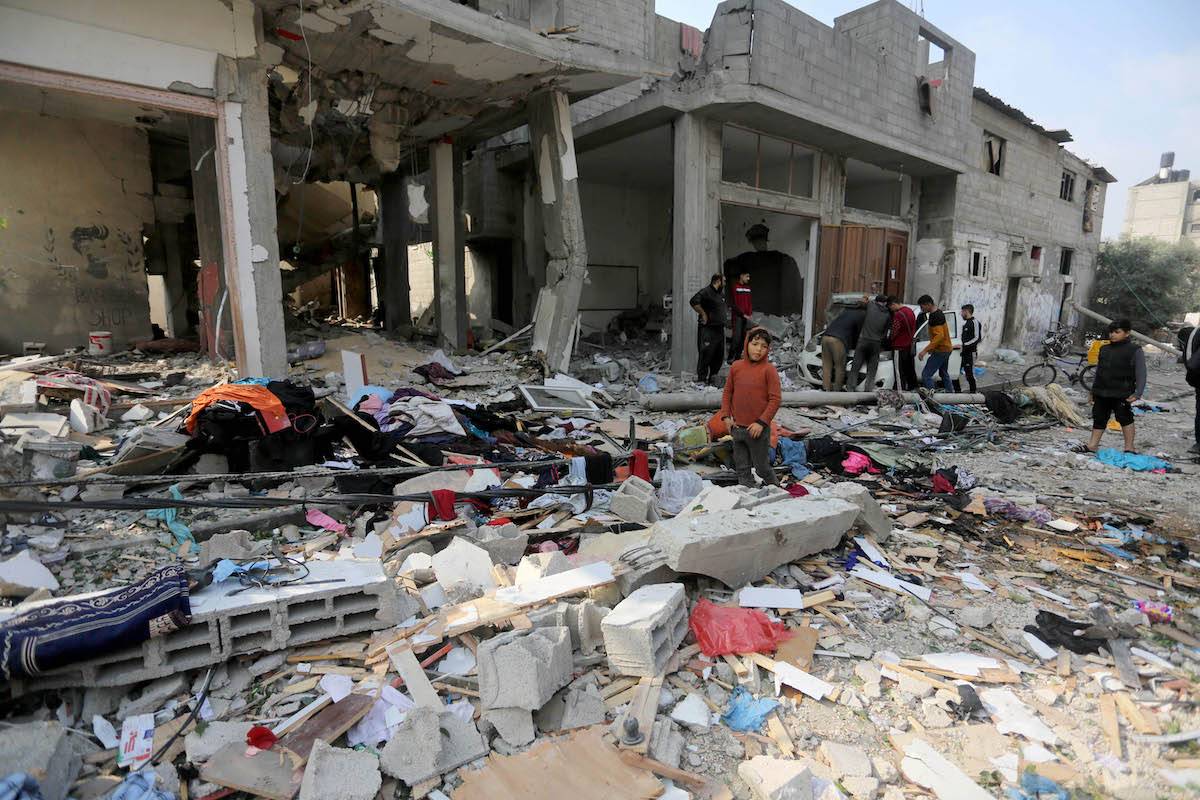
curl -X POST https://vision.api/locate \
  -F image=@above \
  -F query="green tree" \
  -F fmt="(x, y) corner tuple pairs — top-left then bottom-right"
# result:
(1090, 237), (1200, 331)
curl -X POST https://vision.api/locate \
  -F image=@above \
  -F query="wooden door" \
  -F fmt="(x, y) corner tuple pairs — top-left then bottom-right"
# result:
(883, 230), (908, 299)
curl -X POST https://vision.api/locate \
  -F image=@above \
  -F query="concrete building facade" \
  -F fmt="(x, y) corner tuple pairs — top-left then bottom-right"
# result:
(0, 0), (1113, 375)
(1122, 153), (1200, 246)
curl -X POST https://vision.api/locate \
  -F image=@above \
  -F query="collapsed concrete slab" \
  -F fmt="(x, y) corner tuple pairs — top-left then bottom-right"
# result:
(477, 626), (572, 710)
(601, 583), (687, 676)
(432, 537), (497, 594)
(0, 721), (81, 800)
(471, 522), (529, 566)
(184, 721), (248, 764)
(380, 706), (488, 786)
(648, 498), (860, 586)
(823, 482), (892, 542)
(299, 740), (382, 800)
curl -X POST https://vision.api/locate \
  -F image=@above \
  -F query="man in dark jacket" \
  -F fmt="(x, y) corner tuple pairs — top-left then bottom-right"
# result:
(1179, 325), (1200, 454)
(847, 295), (892, 391)
(1087, 319), (1147, 453)
(955, 303), (982, 393)
(690, 274), (729, 385)
(821, 306), (865, 391)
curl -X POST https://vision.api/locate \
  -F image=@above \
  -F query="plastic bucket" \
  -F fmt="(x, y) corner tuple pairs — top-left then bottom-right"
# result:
(88, 331), (113, 356)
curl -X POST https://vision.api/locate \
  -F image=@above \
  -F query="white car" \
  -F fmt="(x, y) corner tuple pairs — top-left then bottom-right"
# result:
(795, 299), (962, 391)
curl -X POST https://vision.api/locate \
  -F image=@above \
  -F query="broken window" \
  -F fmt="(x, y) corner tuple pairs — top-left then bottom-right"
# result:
(1059, 170), (1076, 202)
(1191, 223), (1200, 232)
(843, 158), (903, 216)
(1082, 179), (1095, 232)
(969, 248), (989, 280)
(720, 125), (815, 198)
(984, 132), (1005, 176)
(1059, 248), (1073, 276)
(1193, 189), (1200, 203)
(917, 31), (950, 81)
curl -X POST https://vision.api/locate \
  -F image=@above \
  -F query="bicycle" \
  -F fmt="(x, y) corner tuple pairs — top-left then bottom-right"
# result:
(1022, 350), (1095, 389)
(1040, 323), (1078, 359)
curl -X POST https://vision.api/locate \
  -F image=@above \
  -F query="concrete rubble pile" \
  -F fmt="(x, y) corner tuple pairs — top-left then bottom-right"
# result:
(1, 331), (1199, 800)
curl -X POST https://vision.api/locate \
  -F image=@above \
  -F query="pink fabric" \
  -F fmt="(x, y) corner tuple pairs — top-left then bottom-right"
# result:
(841, 451), (879, 476)
(306, 508), (346, 534)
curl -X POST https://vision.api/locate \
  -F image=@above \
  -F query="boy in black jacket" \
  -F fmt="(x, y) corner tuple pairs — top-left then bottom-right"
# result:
(1087, 319), (1146, 453)
(1179, 325), (1200, 454)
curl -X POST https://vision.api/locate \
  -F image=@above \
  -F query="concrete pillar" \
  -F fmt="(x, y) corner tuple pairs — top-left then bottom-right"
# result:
(187, 116), (231, 360)
(154, 223), (187, 337)
(430, 140), (467, 351)
(379, 170), (412, 332)
(528, 90), (588, 373)
(214, 57), (287, 378)
(802, 219), (820, 344)
(670, 112), (721, 375)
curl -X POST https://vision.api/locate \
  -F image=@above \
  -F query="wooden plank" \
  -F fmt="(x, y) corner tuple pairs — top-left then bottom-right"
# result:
(386, 642), (441, 708)
(885, 663), (955, 692)
(1114, 692), (1161, 735)
(1056, 648), (1071, 677)
(615, 676), (663, 754)
(282, 693), (375, 764)
(722, 654), (750, 679)
(766, 714), (794, 758)
(454, 727), (664, 800)
(1099, 694), (1122, 757)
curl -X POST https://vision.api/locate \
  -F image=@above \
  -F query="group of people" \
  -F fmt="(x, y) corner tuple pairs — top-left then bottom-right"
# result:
(689, 270), (756, 386)
(820, 295), (981, 393)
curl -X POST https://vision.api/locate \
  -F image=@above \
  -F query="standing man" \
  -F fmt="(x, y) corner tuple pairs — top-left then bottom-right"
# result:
(1178, 325), (1200, 454)
(956, 304), (982, 393)
(821, 305), (865, 391)
(690, 274), (729, 385)
(729, 270), (753, 363)
(917, 295), (953, 391)
(888, 297), (917, 390)
(848, 295), (892, 391)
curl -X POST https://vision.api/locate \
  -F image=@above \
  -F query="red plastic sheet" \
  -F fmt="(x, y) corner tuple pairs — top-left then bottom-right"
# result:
(689, 599), (792, 657)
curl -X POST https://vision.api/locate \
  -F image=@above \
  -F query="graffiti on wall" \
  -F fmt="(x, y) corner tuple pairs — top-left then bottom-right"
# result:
(38, 221), (148, 337)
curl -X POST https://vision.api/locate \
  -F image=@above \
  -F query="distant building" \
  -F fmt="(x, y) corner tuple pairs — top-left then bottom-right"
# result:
(1123, 152), (1200, 245)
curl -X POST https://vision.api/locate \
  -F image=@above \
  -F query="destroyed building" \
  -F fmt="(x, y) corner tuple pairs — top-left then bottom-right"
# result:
(0, 0), (1112, 377)
(1122, 151), (1200, 246)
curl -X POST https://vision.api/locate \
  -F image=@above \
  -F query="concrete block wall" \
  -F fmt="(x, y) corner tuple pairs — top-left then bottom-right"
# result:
(945, 99), (1107, 351)
(736, 0), (977, 171)
(12, 564), (414, 692)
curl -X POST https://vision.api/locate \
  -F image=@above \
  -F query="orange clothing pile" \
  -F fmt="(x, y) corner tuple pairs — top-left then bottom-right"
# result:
(185, 384), (291, 434)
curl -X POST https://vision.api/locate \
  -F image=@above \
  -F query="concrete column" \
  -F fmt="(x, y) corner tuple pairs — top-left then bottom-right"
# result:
(528, 90), (588, 373)
(187, 116), (231, 359)
(803, 218), (820, 344)
(214, 57), (287, 378)
(430, 140), (467, 351)
(379, 170), (412, 331)
(670, 112), (721, 375)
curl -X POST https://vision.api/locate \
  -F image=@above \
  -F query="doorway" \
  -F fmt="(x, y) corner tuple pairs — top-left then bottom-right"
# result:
(1002, 277), (1022, 347)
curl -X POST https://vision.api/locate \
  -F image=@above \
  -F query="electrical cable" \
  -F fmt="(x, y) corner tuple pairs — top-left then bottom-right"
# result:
(135, 664), (216, 771)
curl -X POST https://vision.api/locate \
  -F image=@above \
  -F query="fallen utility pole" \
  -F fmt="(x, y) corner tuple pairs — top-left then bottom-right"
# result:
(640, 390), (986, 411)
(1071, 302), (1181, 357)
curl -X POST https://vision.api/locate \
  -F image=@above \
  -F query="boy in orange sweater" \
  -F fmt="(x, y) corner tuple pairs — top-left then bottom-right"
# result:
(720, 327), (782, 486)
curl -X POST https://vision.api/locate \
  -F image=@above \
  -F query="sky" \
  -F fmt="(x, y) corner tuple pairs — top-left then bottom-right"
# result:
(655, 0), (1200, 239)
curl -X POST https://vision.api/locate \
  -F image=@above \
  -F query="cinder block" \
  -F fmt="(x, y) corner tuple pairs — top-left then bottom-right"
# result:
(299, 740), (381, 800)
(610, 476), (660, 524)
(729, 484), (791, 509)
(380, 706), (487, 786)
(477, 626), (572, 711)
(601, 582), (687, 677)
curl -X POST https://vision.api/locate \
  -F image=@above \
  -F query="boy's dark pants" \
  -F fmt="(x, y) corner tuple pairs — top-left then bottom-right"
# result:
(731, 426), (777, 486)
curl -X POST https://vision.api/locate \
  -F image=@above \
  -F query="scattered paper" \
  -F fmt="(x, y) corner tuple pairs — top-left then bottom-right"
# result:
(1047, 518), (1080, 532)
(980, 688), (1059, 744)
(954, 571), (992, 593)
(850, 564), (932, 602)
(1023, 631), (1058, 661)
(0, 549), (60, 596)
(920, 652), (1001, 677)
(854, 536), (889, 567)
(93, 715), (119, 749)
(773, 662), (833, 700)
(738, 587), (807, 608)
(319, 673), (354, 703)
(901, 738), (993, 800)
(117, 713), (156, 769)
(436, 646), (477, 676)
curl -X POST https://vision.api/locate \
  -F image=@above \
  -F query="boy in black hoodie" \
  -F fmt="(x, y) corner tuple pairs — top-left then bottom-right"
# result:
(1087, 319), (1146, 453)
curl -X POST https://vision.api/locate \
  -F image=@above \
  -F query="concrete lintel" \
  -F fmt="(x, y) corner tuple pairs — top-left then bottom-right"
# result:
(430, 141), (467, 351)
(840, 207), (914, 232)
(718, 181), (821, 218)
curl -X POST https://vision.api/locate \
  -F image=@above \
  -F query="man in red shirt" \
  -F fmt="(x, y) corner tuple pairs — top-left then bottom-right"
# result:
(887, 296), (918, 390)
(728, 270), (752, 363)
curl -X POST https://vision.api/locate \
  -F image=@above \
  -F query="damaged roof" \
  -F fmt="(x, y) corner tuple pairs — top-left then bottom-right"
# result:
(973, 87), (1116, 183)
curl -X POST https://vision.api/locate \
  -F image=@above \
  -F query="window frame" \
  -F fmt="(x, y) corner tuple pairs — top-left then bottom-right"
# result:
(983, 132), (1006, 176)
(1059, 170), (1076, 202)
(969, 246), (990, 280)
(1059, 247), (1074, 276)
(720, 124), (817, 199)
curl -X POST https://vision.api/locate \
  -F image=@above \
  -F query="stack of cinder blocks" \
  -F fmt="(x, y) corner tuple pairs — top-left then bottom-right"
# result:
(477, 627), (573, 747)
(601, 582), (688, 676)
(12, 560), (414, 692)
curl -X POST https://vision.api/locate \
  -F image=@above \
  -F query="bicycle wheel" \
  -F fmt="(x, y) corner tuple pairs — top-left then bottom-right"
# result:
(1078, 364), (1096, 391)
(1023, 362), (1057, 387)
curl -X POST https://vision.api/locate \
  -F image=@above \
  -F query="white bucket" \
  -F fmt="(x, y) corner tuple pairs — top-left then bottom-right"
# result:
(88, 331), (113, 356)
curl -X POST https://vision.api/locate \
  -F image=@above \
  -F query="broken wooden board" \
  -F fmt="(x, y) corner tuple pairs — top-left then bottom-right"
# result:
(613, 675), (663, 754)
(386, 642), (443, 708)
(1099, 693), (1122, 757)
(453, 727), (663, 800)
